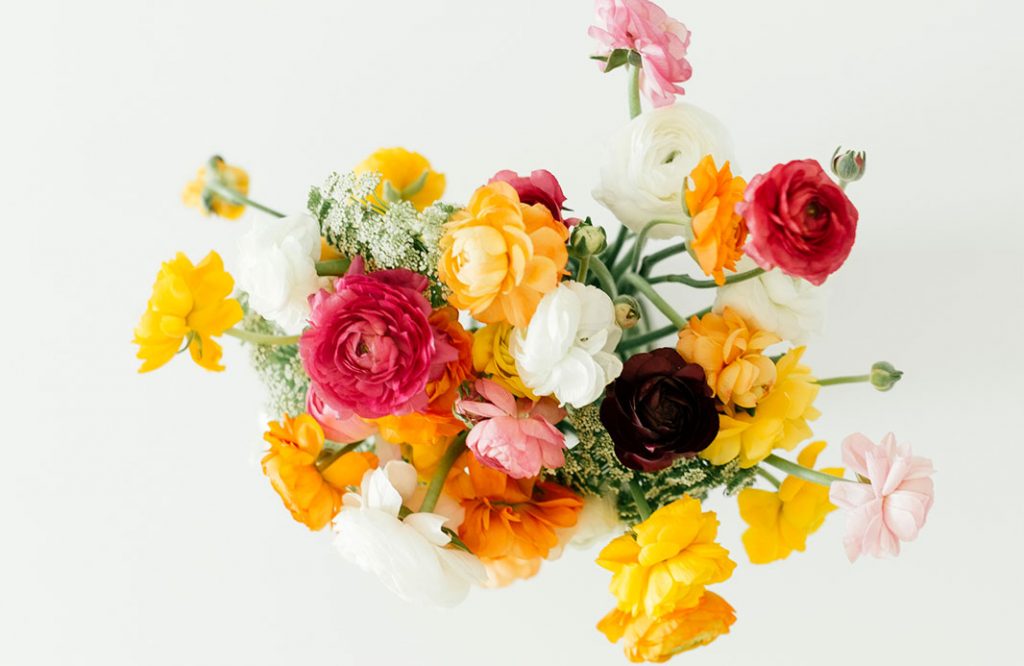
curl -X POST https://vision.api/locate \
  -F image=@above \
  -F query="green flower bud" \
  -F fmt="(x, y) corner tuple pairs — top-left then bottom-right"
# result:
(870, 361), (903, 392)
(831, 146), (867, 183)
(570, 222), (608, 258)
(613, 295), (642, 330)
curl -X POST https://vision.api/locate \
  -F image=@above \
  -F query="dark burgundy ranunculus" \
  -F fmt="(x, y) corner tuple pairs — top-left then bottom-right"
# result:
(600, 348), (719, 472)
(489, 169), (580, 227)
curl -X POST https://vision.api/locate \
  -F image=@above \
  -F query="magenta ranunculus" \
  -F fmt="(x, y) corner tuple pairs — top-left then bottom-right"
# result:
(489, 169), (580, 227)
(306, 386), (377, 444)
(588, 0), (693, 108)
(739, 159), (859, 286)
(300, 257), (436, 420)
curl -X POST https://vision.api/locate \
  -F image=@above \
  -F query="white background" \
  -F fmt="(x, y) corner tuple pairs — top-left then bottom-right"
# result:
(2, 1), (1022, 664)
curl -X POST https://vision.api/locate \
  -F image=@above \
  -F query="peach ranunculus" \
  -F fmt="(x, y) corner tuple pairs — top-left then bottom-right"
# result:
(686, 155), (748, 285)
(446, 453), (583, 560)
(676, 307), (780, 409)
(481, 556), (543, 588)
(438, 181), (569, 328)
(261, 414), (378, 531)
(598, 592), (737, 663)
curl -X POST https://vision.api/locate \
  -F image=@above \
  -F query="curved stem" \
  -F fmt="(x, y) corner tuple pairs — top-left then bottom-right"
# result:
(420, 433), (467, 513)
(755, 466), (782, 489)
(628, 64), (642, 119)
(648, 267), (765, 288)
(627, 219), (690, 277)
(628, 477), (652, 521)
(315, 258), (351, 276)
(816, 374), (870, 386)
(588, 257), (618, 298)
(621, 272), (688, 329)
(224, 328), (301, 346)
(640, 242), (687, 276)
(208, 183), (285, 218)
(618, 323), (678, 351)
(763, 453), (850, 487)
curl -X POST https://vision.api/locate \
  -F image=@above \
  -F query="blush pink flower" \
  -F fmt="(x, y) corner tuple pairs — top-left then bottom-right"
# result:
(829, 433), (935, 562)
(457, 378), (567, 479)
(489, 169), (580, 227)
(740, 159), (859, 286)
(306, 387), (377, 444)
(588, 0), (693, 108)
(300, 257), (436, 420)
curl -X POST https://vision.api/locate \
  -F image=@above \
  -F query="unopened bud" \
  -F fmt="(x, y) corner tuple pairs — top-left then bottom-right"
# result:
(570, 222), (607, 258)
(870, 361), (902, 392)
(831, 146), (867, 183)
(614, 295), (642, 329)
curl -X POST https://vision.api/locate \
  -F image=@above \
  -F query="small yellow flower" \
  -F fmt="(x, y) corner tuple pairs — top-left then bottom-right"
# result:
(182, 155), (250, 219)
(471, 321), (536, 399)
(598, 591), (737, 663)
(354, 147), (445, 211)
(133, 251), (243, 372)
(738, 441), (841, 563)
(596, 497), (735, 619)
(700, 346), (821, 468)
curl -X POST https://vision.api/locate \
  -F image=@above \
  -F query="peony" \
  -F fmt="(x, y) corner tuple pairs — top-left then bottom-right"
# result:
(829, 433), (935, 562)
(593, 103), (734, 237)
(237, 211), (324, 332)
(740, 159), (859, 285)
(511, 281), (623, 408)
(588, 0), (693, 108)
(300, 257), (436, 420)
(713, 257), (825, 345)
(600, 348), (719, 472)
(457, 378), (567, 479)
(306, 387), (377, 444)
(334, 461), (486, 607)
(489, 169), (580, 227)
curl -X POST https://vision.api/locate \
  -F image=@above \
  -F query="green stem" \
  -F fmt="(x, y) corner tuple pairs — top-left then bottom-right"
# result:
(315, 258), (352, 276)
(628, 219), (690, 277)
(224, 328), (301, 346)
(816, 374), (870, 386)
(628, 477), (652, 521)
(628, 63), (642, 119)
(420, 433), (467, 513)
(763, 453), (849, 487)
(640, 242), (687, 276)
(588, 257), (618, 298)
(618, 323), (678, 351)
(621, 273), (688, 329)
(315, 440), (363, 473)
(755, 466), (782, 489)
(601, 226), (630, 266)
(648, 267), (765, 288)
(208, 183), (285, 218)
(576, 255), (591, 284)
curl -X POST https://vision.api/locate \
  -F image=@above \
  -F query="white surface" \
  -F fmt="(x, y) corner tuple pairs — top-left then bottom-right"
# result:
(2, 1), (1022, 664)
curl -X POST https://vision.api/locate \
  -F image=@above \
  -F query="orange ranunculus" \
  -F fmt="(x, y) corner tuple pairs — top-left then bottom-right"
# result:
(676, 306), (780, 409)
(438, 181), (569, 328)
(262, 414), (378, 531)
(598, 591), (737, 663)
(446, 453), (582, 560)
(686, 155), (748, 285)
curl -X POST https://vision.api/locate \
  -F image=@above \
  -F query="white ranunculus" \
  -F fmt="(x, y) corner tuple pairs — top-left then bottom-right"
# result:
(237, 211), (324, 332)
(714, 258), (826, 344)
(567, 493), (623, 548)
(333, 461), (485, 608)
(511, 281), (623, 408)
(593, 102), (734, 239)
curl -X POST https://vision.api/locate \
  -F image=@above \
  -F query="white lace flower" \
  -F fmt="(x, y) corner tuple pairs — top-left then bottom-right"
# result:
(593, 102), (734, 239)
(511, 281), (623, 408)
(237, 211), (324, 332)
(714, 258), (826, 344)
(333, 461), (485, 608)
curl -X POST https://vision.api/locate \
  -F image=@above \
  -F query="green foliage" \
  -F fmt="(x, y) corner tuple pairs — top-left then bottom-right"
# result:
(239, 295), (309, 419)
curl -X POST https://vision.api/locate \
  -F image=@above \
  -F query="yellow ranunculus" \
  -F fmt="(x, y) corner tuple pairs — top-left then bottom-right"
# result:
(700, 346), (820, 468)
(133, 251), (243, 372)
(738, 441), (841, 563)
(182, 156), (250, 219)
(596, 497), (735, 619)
(354, 147), (445, 212)
(439, 181), (568, 328)
(471, 321), (536, 399)
(598, 591), (737, 663)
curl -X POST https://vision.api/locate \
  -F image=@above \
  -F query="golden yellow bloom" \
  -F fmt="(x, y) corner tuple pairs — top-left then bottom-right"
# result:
(738, 441), (841, 563)
(354, 147), (445, 211)
(686, 155), (748, 285)
(182, 156), (250, 219)
(677, 307), (780, 408)
(596, 497), (735, 618)
(133, 251), (243, 373)
(439, 181), (569, 328)
(598, 591), (737, 663)
(262, 414), (378, 531)
(471, 321), (536, 399)
(701, 346), (821, 468)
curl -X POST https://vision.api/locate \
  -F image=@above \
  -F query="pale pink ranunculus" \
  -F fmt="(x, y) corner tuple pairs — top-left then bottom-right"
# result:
(457, 379), (567, 479)
(489, 169), (580, 227)
(300, 257), (436, 420)
(306, 387), (377, 444)
(829, 433), (935, 562)
(588, 0), (693, 108)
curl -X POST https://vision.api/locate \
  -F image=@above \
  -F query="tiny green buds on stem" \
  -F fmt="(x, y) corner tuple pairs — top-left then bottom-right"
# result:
(614, 295), (643, 330)
(831, 146), (867, 185)
(570, 220), (608, 258)
(870, 361), (903, 392)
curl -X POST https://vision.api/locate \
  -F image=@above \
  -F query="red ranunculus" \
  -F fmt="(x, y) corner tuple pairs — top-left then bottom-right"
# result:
(489, 169), (580, 227)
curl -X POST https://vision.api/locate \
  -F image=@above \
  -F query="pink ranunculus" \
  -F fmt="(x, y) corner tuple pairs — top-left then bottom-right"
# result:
(588, 0), (693, 108)
(739, 159), (859, 286)
(306, 386), (377, 443)
(489, 169), (580, 227)
(829, 433), (935, 562)
(457, 379), (567, 479)
(299, 257), (436, 420)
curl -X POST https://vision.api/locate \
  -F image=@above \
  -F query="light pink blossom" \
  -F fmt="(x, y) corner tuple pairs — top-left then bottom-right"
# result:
(829, 433), (935, 562)
(588, 0), (693, 108)
(306, 387), (377, 444)
(457, 379), (567, 479)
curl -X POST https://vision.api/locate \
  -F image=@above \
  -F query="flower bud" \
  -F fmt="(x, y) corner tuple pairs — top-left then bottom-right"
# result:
(831, 147), (866, 183)
(613, 295), (642, 329)
(870, 361), (902, 392)
(570, 222), (608, 258)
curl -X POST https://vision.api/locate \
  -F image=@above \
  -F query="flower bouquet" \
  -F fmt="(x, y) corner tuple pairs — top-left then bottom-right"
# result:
(135, 0), (935, 661)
